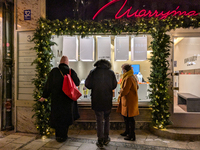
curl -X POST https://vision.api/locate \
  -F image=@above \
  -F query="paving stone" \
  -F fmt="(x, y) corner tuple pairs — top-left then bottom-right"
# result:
(0, 141), (9, 148)
(0, 129), (196, 150)
(34, 138), (52, 143)
(0, 132), (3, 138)
(144, 140), (168, 147)
(187, 141), (200, 150)
(77, 143), (97, 150)
(117, 147), (136, 150)
(0, 143), (23, 150)
(59, 145), (79, 150)
(167, 140), (190, 149)
(4, 134), (22, 139)
(0, 137), (15, 143)
(12, 136), (35, 144)
(64, 141), (82, 147)
(103, 145), (118, 150)
(38, 148), (58, 150)
(20, 141), (47, 150)
(44, 139), (65, 148)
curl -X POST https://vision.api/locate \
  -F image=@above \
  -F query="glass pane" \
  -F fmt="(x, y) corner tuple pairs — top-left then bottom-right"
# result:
(173, 37), (200, 113)
(51, 35), (152, 104)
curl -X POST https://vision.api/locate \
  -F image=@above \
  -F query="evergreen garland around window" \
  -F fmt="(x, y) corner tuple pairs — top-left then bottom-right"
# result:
(31, 15), (200, 136)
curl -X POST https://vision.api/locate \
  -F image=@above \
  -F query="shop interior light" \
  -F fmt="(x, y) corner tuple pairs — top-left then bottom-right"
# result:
(174, 37), (184, 46)
(17, 24), (21, 28)
(80, 59), (94, 62)
(115, 60), (128, 61)
(69, 59), (78, 62)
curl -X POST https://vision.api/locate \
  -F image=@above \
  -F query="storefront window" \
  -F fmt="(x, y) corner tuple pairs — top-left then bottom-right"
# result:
(51, 35), (152, 103)
(173, 37), (200, 113)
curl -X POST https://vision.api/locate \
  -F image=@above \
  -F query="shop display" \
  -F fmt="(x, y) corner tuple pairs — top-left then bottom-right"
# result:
(173, 37), (200, 113)
(131, 64), (140, 75)
(50, 35), (151, 102)
(137, 72), (143, 82)
(178, 93), (200, 112)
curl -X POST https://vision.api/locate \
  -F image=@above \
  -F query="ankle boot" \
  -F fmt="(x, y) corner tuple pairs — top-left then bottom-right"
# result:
(120, 131), (128, 136)
(124, 135), (135, 141)
(125, 117), (136, 141)
(121, 117), (129, 136)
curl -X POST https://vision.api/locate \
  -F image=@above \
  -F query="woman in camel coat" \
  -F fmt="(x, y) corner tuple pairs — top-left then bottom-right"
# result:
(117, 64), (139, 141)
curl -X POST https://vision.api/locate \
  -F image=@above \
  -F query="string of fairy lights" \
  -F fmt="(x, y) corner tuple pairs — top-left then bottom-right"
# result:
(31, 15), (200, 136)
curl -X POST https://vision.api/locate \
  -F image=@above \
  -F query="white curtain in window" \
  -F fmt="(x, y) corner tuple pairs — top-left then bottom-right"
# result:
(63, 36), (78, 61)
(114, 36), (129, 61)
(97, 36), (111, 60)
(131, 36), (147, 61)
(80, 37), (94, 61)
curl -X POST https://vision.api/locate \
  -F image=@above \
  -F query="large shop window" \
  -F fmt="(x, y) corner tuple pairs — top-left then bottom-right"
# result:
(173, 37), (200, 113)
(51, 35), (152, 105)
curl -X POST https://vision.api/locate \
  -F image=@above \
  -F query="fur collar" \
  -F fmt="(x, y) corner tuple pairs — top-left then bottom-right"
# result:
(94, 59), (111, 69)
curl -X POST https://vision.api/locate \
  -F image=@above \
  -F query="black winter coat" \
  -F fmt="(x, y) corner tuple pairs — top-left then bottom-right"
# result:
(85, 59), (117, 111)
(42, 63), (80, 128)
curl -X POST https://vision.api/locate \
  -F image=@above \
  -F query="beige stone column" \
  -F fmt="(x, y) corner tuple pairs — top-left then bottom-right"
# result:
(14, 0), (45, 133)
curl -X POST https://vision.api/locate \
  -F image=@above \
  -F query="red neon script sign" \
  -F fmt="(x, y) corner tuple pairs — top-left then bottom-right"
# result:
(93, 0), (199, 20)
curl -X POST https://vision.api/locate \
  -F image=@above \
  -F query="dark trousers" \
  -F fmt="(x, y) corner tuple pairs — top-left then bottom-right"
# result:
(124, 116), (135, 138)
(55, 125), (69, 139)
(95, 110), (111, 140)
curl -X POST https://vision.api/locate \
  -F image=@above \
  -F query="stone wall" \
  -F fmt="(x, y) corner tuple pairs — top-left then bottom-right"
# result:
(15, 0), (45, 133)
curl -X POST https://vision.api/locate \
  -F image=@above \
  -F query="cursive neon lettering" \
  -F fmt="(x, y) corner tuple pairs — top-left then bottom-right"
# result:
(186, 11), (198, 16)
(93, 0), (199, 20)
(92, 0), (120, 20)
(115, 0), (131, 19)
(137, 9), (147, 17)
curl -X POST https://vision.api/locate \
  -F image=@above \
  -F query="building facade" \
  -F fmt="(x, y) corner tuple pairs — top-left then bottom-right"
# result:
(0, 0), (200, 133)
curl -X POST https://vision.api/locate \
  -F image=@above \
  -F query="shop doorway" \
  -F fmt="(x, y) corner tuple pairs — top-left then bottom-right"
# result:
(173, 36), (200, 113)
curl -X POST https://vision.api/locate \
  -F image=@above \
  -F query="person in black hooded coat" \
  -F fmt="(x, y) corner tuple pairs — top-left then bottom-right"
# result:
(85, 59), (117, 147)
(39, 56), (80, 142)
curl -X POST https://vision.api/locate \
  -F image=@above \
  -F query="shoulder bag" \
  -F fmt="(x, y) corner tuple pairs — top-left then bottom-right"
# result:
(59, 68), (82, 101)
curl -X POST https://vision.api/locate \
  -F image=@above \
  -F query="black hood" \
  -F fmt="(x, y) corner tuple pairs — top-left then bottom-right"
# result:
(58, 63), (69, 74)
(94, 59), (111, 69)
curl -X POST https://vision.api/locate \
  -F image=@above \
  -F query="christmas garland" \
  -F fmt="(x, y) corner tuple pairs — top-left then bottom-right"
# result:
(31, 15), (200, 135)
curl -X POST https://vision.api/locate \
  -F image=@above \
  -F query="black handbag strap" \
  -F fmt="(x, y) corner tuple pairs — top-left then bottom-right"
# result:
(58, 68), (71, 77)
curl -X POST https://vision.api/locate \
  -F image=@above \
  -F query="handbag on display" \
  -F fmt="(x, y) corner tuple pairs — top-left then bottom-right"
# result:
(59, 68), (82, 101)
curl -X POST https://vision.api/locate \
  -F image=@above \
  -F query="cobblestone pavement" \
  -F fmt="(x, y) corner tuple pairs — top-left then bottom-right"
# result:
(0, 129), (200, 150)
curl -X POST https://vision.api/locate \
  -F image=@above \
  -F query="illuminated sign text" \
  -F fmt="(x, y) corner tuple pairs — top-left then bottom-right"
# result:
(93, 0), (199, 20)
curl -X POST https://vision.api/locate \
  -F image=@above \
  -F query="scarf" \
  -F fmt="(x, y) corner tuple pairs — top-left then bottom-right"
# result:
(120, 69), (134, 88)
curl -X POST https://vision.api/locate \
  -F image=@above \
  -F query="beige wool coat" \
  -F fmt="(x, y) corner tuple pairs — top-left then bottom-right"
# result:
(117, 76), (139, 117)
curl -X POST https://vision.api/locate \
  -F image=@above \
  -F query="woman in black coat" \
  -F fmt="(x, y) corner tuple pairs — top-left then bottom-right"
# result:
(39, 56), (80, 142)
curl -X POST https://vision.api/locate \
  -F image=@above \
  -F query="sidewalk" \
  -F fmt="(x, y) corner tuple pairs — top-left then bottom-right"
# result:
(0, 129), (200, 150)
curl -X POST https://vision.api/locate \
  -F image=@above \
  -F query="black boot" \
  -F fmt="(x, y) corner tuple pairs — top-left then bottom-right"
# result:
(124, 136), (135, 141)
(120, 131), (128, 136)
(120, 117), (129, 136)
(124, 117), (135, 141)
(103, 137), (110, 145)
(96, 138), (104, 148)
